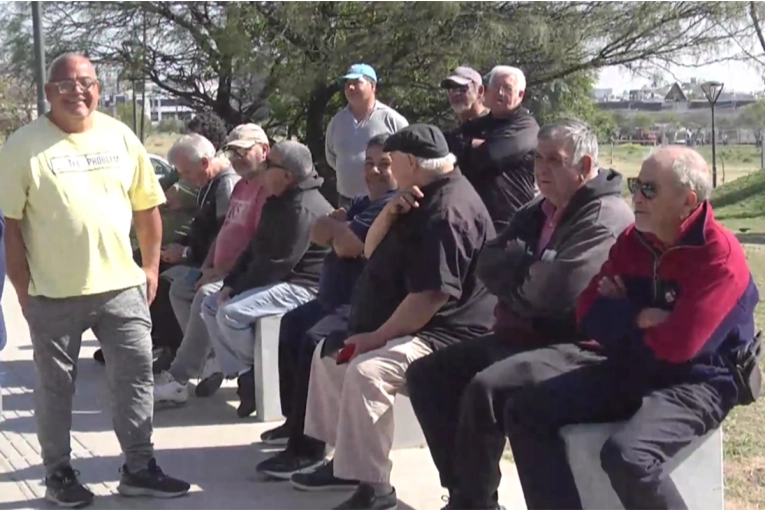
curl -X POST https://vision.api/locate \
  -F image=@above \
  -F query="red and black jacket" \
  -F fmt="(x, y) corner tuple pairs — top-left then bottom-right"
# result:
(577, 202), (759, 382)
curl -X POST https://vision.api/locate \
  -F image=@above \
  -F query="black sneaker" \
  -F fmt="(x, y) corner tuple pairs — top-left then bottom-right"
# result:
(117, 458), (190, 498)
(44, 466), (94, 508)
(93, 349), (105, 365)
(255, 449), (325, 480)
(441, 494), (507, 510)
(290, 460), (359, 492)
(195, 372), (224, 397)
(333, 483), (397, 510)
(152, 347), (173, 374)
(236, 367), (256, 418)
(260, 423), (290, 445)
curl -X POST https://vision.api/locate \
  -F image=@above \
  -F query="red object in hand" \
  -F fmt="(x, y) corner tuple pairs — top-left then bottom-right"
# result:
(336, 344), (356, 365)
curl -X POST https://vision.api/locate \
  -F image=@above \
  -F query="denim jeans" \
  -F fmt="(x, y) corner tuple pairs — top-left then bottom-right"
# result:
(201, 282), (315, 376)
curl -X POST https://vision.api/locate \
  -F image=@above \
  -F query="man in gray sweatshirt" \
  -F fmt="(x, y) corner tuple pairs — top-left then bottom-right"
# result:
(406, 119), (636, 510)
(325, 63), (409, 207)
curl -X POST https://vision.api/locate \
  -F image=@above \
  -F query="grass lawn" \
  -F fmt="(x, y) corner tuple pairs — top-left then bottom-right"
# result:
(604, 143), (762, 183)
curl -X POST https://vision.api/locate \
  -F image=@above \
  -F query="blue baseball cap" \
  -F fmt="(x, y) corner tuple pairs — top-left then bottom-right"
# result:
(339, 63), (377, 84)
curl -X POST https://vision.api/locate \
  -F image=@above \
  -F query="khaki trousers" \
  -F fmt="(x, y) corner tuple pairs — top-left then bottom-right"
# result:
(304, 335), (433, 483)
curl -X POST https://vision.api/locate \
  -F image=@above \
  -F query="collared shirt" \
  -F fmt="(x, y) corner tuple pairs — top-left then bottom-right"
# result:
(325, 101), (409, 198)
(536, 199), (563, 257)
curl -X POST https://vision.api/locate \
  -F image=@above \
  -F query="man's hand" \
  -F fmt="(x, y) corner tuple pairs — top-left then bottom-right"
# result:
(597, 276), (627, 299)
(217, 286), (233, 306)
(637, 308), (670, 329)
(143, 267), (159, 305)
(329, 208), (348, 222)
(160, 243), (185, 263)
(195, 267), (224, 290)
(345, 332), (387, 361)
(386, 186), (424, 217)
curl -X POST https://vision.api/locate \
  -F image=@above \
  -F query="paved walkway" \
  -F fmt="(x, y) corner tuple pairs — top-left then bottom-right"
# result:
(0, 282), (527, 510)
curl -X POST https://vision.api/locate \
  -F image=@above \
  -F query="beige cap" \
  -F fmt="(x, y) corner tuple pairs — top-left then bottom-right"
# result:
(225, 123), (269, 149)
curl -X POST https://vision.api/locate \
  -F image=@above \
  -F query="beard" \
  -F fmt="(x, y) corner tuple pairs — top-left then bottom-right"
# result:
(450, 102), (470, 114)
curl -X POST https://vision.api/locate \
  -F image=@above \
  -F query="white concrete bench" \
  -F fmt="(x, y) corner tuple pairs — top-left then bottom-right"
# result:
(253, 315), (427, 449)
(561, 423), (724, 510)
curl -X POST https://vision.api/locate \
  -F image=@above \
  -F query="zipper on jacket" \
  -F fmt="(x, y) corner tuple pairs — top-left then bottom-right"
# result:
(635, 232), (702, 303)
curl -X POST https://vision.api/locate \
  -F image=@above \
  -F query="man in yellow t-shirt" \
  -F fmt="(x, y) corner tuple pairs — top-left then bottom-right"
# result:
(0, 53), (190, 508)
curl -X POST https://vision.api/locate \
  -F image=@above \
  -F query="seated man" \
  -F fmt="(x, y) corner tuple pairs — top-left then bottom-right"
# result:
(404, 120), (634, 510)
(303, 124), (497, 510)
(503, 146), (760, 510)
(254, 134), (398, 479)
(154, 124), (271, 405)
(202, 141), (333, 417)
(95, 133), (239, 367)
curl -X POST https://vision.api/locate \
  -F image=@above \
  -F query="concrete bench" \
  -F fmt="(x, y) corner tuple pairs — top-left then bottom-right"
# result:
(253, 315), (427, 449)
(561, 423), (724, 510)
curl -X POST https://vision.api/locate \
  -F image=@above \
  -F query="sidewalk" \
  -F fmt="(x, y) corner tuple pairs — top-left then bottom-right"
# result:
(0, 281), (526, 509)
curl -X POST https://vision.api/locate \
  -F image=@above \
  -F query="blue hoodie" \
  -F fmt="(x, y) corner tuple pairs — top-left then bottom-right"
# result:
(0, 212), (6, 351)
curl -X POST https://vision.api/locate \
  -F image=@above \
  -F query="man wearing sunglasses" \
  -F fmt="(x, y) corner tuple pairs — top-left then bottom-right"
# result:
(201, 140), (333, 417)
(503, 145), (760, 509)
(0, 53), (189, 507)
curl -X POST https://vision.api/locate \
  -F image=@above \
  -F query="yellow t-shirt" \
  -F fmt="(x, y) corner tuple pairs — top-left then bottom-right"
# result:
(0, 111), (166, 298)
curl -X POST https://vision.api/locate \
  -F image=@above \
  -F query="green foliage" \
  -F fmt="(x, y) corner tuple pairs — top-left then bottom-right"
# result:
(156, 117), (185, 134)
(100, 103), (154, 138)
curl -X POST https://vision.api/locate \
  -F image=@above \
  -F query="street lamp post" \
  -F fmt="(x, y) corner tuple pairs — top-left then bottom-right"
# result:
(31, 1), (47, 116)
(701, 81), (724, 188)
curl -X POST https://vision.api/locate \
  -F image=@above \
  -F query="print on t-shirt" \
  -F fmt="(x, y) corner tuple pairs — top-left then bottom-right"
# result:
(49, 152), (125, 174)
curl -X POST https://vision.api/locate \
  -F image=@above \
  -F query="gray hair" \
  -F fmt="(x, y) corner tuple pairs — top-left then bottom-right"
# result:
(416, 153), (457, 174)
(538, 119), (599, 171)
(168, 133), (216, 165)
(665, 152), (713, 202)
(487, 65), (526, 91)
(46, 52), (93, 82)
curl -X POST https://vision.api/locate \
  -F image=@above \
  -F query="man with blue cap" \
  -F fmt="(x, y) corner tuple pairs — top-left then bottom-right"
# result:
(325, 63), (409, 208)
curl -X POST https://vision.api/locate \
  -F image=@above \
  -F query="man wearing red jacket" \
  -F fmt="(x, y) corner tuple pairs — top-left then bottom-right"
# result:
(503, 145), (760, 509)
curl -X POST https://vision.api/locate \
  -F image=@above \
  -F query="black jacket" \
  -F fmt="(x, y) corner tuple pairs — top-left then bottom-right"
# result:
(451, 108), (539, 231)
(177, 167), (239, 266)
(223, 171), (333, 297)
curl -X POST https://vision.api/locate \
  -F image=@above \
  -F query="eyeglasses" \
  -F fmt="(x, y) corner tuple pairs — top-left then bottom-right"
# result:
(50, 77), (99, 94)
(226, 147), (251, 160)
(446, 85), (469, 95)
(627, 177), (658, 200)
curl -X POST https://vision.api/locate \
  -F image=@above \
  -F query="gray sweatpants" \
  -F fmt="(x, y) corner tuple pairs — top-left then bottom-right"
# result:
(25, 285), (155, 475)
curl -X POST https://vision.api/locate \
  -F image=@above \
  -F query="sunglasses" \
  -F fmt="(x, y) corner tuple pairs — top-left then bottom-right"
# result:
(50, 77), (98, 94)
(627, 177), (658, 200)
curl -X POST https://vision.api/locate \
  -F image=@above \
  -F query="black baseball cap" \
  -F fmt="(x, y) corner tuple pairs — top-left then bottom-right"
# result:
(383, 124), (450, 159)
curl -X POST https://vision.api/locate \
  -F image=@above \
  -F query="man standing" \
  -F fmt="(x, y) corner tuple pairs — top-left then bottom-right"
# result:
(0, 53), (189, 507)
(440, 66), (488, 170)
(458, 65), (539, 231)
(325, 63), (409, 207)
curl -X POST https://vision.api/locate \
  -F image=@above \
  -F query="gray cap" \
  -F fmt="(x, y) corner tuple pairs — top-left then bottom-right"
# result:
(270, 140), (314, 181)
(441, 66), (483, 88)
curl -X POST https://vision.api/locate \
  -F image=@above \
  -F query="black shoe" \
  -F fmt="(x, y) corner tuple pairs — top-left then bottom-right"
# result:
(93, 349), (105, 365)
(260, 422), (290, 445)
(333, 483), (397, 510)
(117, 458), (190, 498)
(152, 347), (173, 374)
(255, 448), (325, 480)
(236, 368), (256, 418)
(290, 460), (359, 492)
(195, 372), (224, 397)
(44, 466), (94, 508)
(441, 494), (506, 510)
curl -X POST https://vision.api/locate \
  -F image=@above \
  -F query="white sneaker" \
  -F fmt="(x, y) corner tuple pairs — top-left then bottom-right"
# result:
(153, 371), (188, 407)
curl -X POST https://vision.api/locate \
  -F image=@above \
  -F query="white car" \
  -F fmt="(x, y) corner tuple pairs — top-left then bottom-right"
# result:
(148, 154), (174, 178)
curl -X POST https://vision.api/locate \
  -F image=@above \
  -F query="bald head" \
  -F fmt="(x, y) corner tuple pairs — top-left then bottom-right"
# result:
(46, 53), (95, 83)
(644, 145), (712, 202)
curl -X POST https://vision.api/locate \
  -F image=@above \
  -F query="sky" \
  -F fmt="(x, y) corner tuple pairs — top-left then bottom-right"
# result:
(596, 61), (765, 94)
